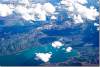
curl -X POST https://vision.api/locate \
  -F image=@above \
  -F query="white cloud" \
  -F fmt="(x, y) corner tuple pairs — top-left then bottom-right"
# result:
(97, 27), (100, 31)
(77, 0), (87, 4)
(60, 0), (99, 24)
(22, 14), (34, 21)
(60, 0), (73, 7)
(0, 0), (98, 24)
(33, 3), (47, 21)
(35, 53), (52, 62)
(32, 0), (48, 3)
(15, 5), (28, 15)
(14, 2), (55, 21)
(38, 11), (46, 21)
(94, 23), (99, 26)
(67, 6), (74, 12)
(94, 23), (99, 31)
(0, 1), (56, 22)
(66, 47), (72, 52)
(60, 0), (67, 5)
(51, 15), (57, 20)
(18, 0), (30, 5)
(43, 3), (56, 14)
(73, 14), (83, 24)
(76, 4), (99, 20)
(51, 41), (63, 48)
(14, 5), (35, 21)
(33, 3), (42, 14)
(0, 4), (13, 17)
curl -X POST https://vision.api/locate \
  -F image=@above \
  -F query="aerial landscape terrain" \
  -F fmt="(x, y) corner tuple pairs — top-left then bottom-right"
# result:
(0, 0), (99, 66)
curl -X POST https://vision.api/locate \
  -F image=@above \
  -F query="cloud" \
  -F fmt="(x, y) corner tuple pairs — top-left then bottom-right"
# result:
(94, 23), (99, 26)
(94, 23), (99, 31)
(66, 47), (72, 52)
(15, 5), (28, 15)
(43, 3), (56, 14)
(51, 41), (64, 48)
(0, 4), (14, 17)
(51, 15), (57, 20)
(18, 0), (30, 5)
(73, 14), (83, 24)
(77, 0), (87, 4)
(17, 2), (55, 21)
(32, 0), (48, 3)
(0, 0), (99, 25)
(76, 4), (99, 20)
(35, 53), (52, 62)
(60, 0), (99, 24)
(0, 1), (56, 22)
(15, 5), (35, 21)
